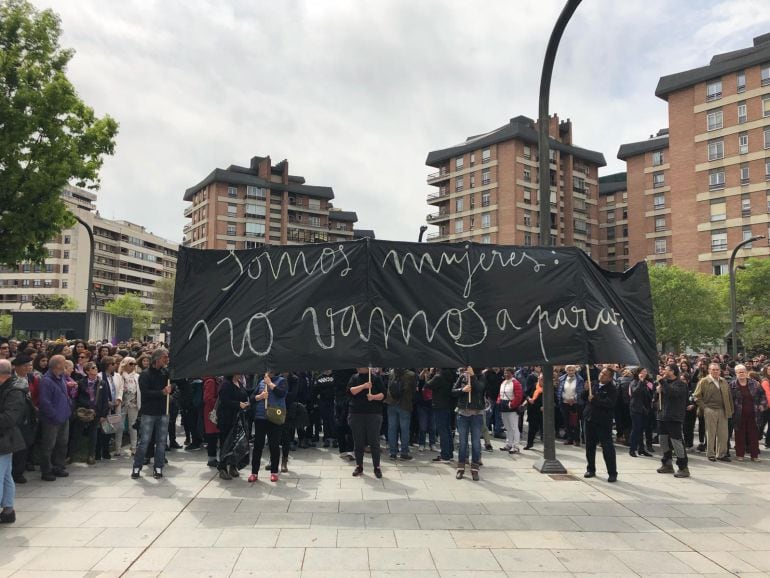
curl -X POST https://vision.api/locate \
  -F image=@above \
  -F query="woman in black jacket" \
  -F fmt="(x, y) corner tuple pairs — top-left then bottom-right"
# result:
(628, 367), (653, 457)
(451, 367), (485, 481)
(77, 362), (112, 465)
(216, 375), (249, 480)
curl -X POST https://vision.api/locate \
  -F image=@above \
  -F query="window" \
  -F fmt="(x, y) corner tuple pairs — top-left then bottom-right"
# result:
(740, 163), (750, 184)
(523, 210), (531, 227)
(739, 132), (749, 154)
(738, 102), (747, 124)
(766, 160), (770, 181)
(455, 176), (464, 192)
(480, 234), (491, 244)
(762, 64), (770, 86)
(469, 194), (475, 210)
(653, 194), (665, 210)
(707, 109), (723, 130)
(470, 153), (475, 166)
(709, 168), (725, 190)
(765, 127), (770, 149)
(62, 281), (68, 289)
(469, 174), (475, 188)
(227, 186), (238, 198)
(482, 148), (491, 163)
(227, 204), (237, 216)
(246, 186), (266, 199)
(455, 197), (464, 212)
(227, 224), (236, 236)
(44, 280), (52, 288)
(523, 233), (532, 245)
(523, 145), (531, 160)
(245, 222), (265, 237)
(708, 140), (724, 161)
(63, 235), (71, 244)
(763, 96), (770, 118)
(62, 264), (69, 274)
(45, 264), (53, 273)
(481, 168), (490, 185)
(742, 194), (752, 217)
(710, 199), (727, 221)
(767, 191), (770, 213)
(454, 219), (464, 234)
(481, 192), (491, 207)
(711, 230), (728, 252)
(706, 80), (722, 101)
(743, 227), (754, 247)
(308, 216), (321, 227)
(606, 195), (615, 205)
(606, 226), (616, 240)
(652, 150), (664, 166)
(523, 168), (531, 182)
(653, 172), (665, 188)
(245, 203), (266, 217)
(455, 156), (464, 170)
(574, 176), (586, 192)
(63, 250), (70, 259)
(523, 189), (531, 204)
(713, 261), (728, 276)
(655, 239), (667, 254)
(469, 216), (475, 229)
(655, 217), (666, 232)
(737, 70), (746, 93)
(308, 198), (321, 210)
(481, 213), (491, 229)
(607, 210), (615, 222)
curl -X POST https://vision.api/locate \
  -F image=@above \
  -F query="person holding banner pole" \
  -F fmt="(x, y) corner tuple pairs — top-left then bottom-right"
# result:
(452, 367), (485, 481)
(130, 349), (171, 480)
(582, 367), (618, 483)
(348, 367), (385, 478)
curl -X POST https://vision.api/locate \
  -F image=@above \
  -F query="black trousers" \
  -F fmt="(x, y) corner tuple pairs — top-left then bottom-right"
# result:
(683, 409), (697, 447)
(281, 420), (296, 460)
(585, 419), (617, 476)
(350, 413), (382, 469)
(526, 409), (542, 447)
(182, 407), (203, 445)
(205, 432), (218, 459)
(252, 419), (282, 474)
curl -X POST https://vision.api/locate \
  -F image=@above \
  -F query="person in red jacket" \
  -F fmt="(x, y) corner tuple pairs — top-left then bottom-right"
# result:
(202, 376), (220, 468)
(497, 367), (524, 454)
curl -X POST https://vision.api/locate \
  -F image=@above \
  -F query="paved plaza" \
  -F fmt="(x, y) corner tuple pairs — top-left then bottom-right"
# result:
(1, 441), (769, 577)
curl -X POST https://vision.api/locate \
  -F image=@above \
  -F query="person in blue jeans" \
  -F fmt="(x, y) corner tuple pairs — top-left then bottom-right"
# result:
(384, 369), (416, 460)
(424, 368), (456, 463)
(131, 349), (172, 480)
(452, 366), (486, 480)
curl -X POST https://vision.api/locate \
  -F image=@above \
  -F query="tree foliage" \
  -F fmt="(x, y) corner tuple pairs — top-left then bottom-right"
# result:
(152, 275), (175, 323)
(0, 313), (11, 337)
(31, 294), (77, 310)
(0, 0), (118, 266)
(648, 265), (728, 352)
(104, 293), (151, 339)
(735, 258), (770, 352)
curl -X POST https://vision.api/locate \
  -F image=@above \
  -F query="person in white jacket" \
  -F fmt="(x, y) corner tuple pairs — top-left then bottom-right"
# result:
(115, 357), (141, 455)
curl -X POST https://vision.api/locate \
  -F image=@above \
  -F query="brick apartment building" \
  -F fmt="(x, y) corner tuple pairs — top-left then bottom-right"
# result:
(183, 155), (361, 249)
(596, 177), (631, 272)
(615, 33), (770, 274)
(0, 185), (178, 314)
(424, 114), (605, 255)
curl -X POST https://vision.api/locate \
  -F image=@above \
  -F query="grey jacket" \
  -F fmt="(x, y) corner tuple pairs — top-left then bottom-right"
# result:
(0, 376), (27, 454)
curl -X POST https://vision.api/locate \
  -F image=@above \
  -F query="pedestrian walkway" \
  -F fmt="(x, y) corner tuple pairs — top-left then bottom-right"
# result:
(1, 442), (768, 577)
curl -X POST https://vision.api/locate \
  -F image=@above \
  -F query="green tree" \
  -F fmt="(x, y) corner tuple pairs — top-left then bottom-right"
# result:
(0, 313), (11, 337)
(31, 294), (77, 310)
(734, 258), (770, 352)
(104, 293), (152, 339)
(0, 0), (118, 266)
(648, 265), (728, 352)
(152, 275), (175, 324)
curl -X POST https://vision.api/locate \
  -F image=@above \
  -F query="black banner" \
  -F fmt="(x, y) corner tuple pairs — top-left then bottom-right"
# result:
(169, 240), (657, 379)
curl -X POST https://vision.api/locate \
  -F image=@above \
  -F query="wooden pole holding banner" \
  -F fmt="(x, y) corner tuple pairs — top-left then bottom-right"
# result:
(165, 379), (170, 415)
(586, 366), (593, 401)
(467, 368), (472, 403)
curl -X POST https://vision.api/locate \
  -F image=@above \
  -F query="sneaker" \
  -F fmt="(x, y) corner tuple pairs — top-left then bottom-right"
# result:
(674, 468), (690, 478)
(185, 444), (202, 451)
(752, 457), (762, 462)
(583, 471), (596, 478)
(499, 445), (512, 452)
(153, 468), (163, 479)
(429, 444), (436, 452)
(484, 444), (494, 452)
(717, 456), (732, 462)
(399, 454), (413, 461)
(130, 468), (141, 480)
(523, 445), (533, 450)
(207, 458), (219, 468)
(41, 472), (57, 482)
(708, 456), (717, 462)
(219, 469), (232, 480)
(389, 454), (398, 460)
(608, 473), (618, 483)
(471, 469), (479, 481)
(418, 445), (426, 452)
(432, 456), (450, 463)
(270, 473), (279, 483)
(374, 467), (383, 479)
(0, 510), (16, 524)
(52, 469), (69, 478)
(657, 464), (675, 474)
(248, 473), (258, 483)
(352, 465), (364, 477)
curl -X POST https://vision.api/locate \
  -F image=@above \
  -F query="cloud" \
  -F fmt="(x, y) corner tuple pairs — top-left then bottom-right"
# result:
(32, 0), (770, 243)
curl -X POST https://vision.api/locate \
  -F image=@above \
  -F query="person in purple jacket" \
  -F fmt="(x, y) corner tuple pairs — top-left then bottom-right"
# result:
(38, 355), (73, 481)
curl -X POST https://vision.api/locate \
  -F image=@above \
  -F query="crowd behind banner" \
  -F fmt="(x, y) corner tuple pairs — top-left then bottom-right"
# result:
(0, 335), (768, 524)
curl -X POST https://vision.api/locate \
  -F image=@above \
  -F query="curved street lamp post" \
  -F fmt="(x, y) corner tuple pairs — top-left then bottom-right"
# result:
(729, 235), (764, 359)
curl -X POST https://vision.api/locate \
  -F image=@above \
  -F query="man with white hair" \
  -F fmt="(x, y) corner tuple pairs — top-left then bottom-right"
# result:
(558, 365), (585, 446)
(38, 355), (72, 481)
(693, 362), (733, 462)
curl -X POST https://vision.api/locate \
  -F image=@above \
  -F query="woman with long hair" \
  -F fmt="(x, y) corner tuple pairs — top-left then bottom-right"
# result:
(216, 374), (249, 480)
(248, 372), (287, 483)
(628, 367), (653, 457)
(114, 357), (141, 456)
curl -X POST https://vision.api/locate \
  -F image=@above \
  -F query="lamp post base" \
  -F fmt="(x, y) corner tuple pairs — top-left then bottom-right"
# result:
(533, 457), (568, 474)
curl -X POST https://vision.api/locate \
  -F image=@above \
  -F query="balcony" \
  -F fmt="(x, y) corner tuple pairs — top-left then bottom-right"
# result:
(426, 189), (450, 204)
(426, 210), (450, 223)
(183, 223), (192, 234)
(426, 168), (450, 184)
(426, 232), (447, 242)
(184, 205), (193, 218)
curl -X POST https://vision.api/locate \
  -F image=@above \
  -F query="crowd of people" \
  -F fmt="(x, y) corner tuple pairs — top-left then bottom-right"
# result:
(0, 335), (768, 525)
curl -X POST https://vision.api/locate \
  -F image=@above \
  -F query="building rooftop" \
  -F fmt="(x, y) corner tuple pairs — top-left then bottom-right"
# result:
(425, 115), (606, 167)
(617, 129), (670, 160)
(656, 33), (770, 99)
(328, 210), (358, 223)
(353, 229), (375, 239)
(184, 166), (334, 202)
(598, 181), (627, 196)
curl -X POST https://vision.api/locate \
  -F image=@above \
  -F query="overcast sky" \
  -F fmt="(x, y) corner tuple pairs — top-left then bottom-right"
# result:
(33, 0), (770, 244)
